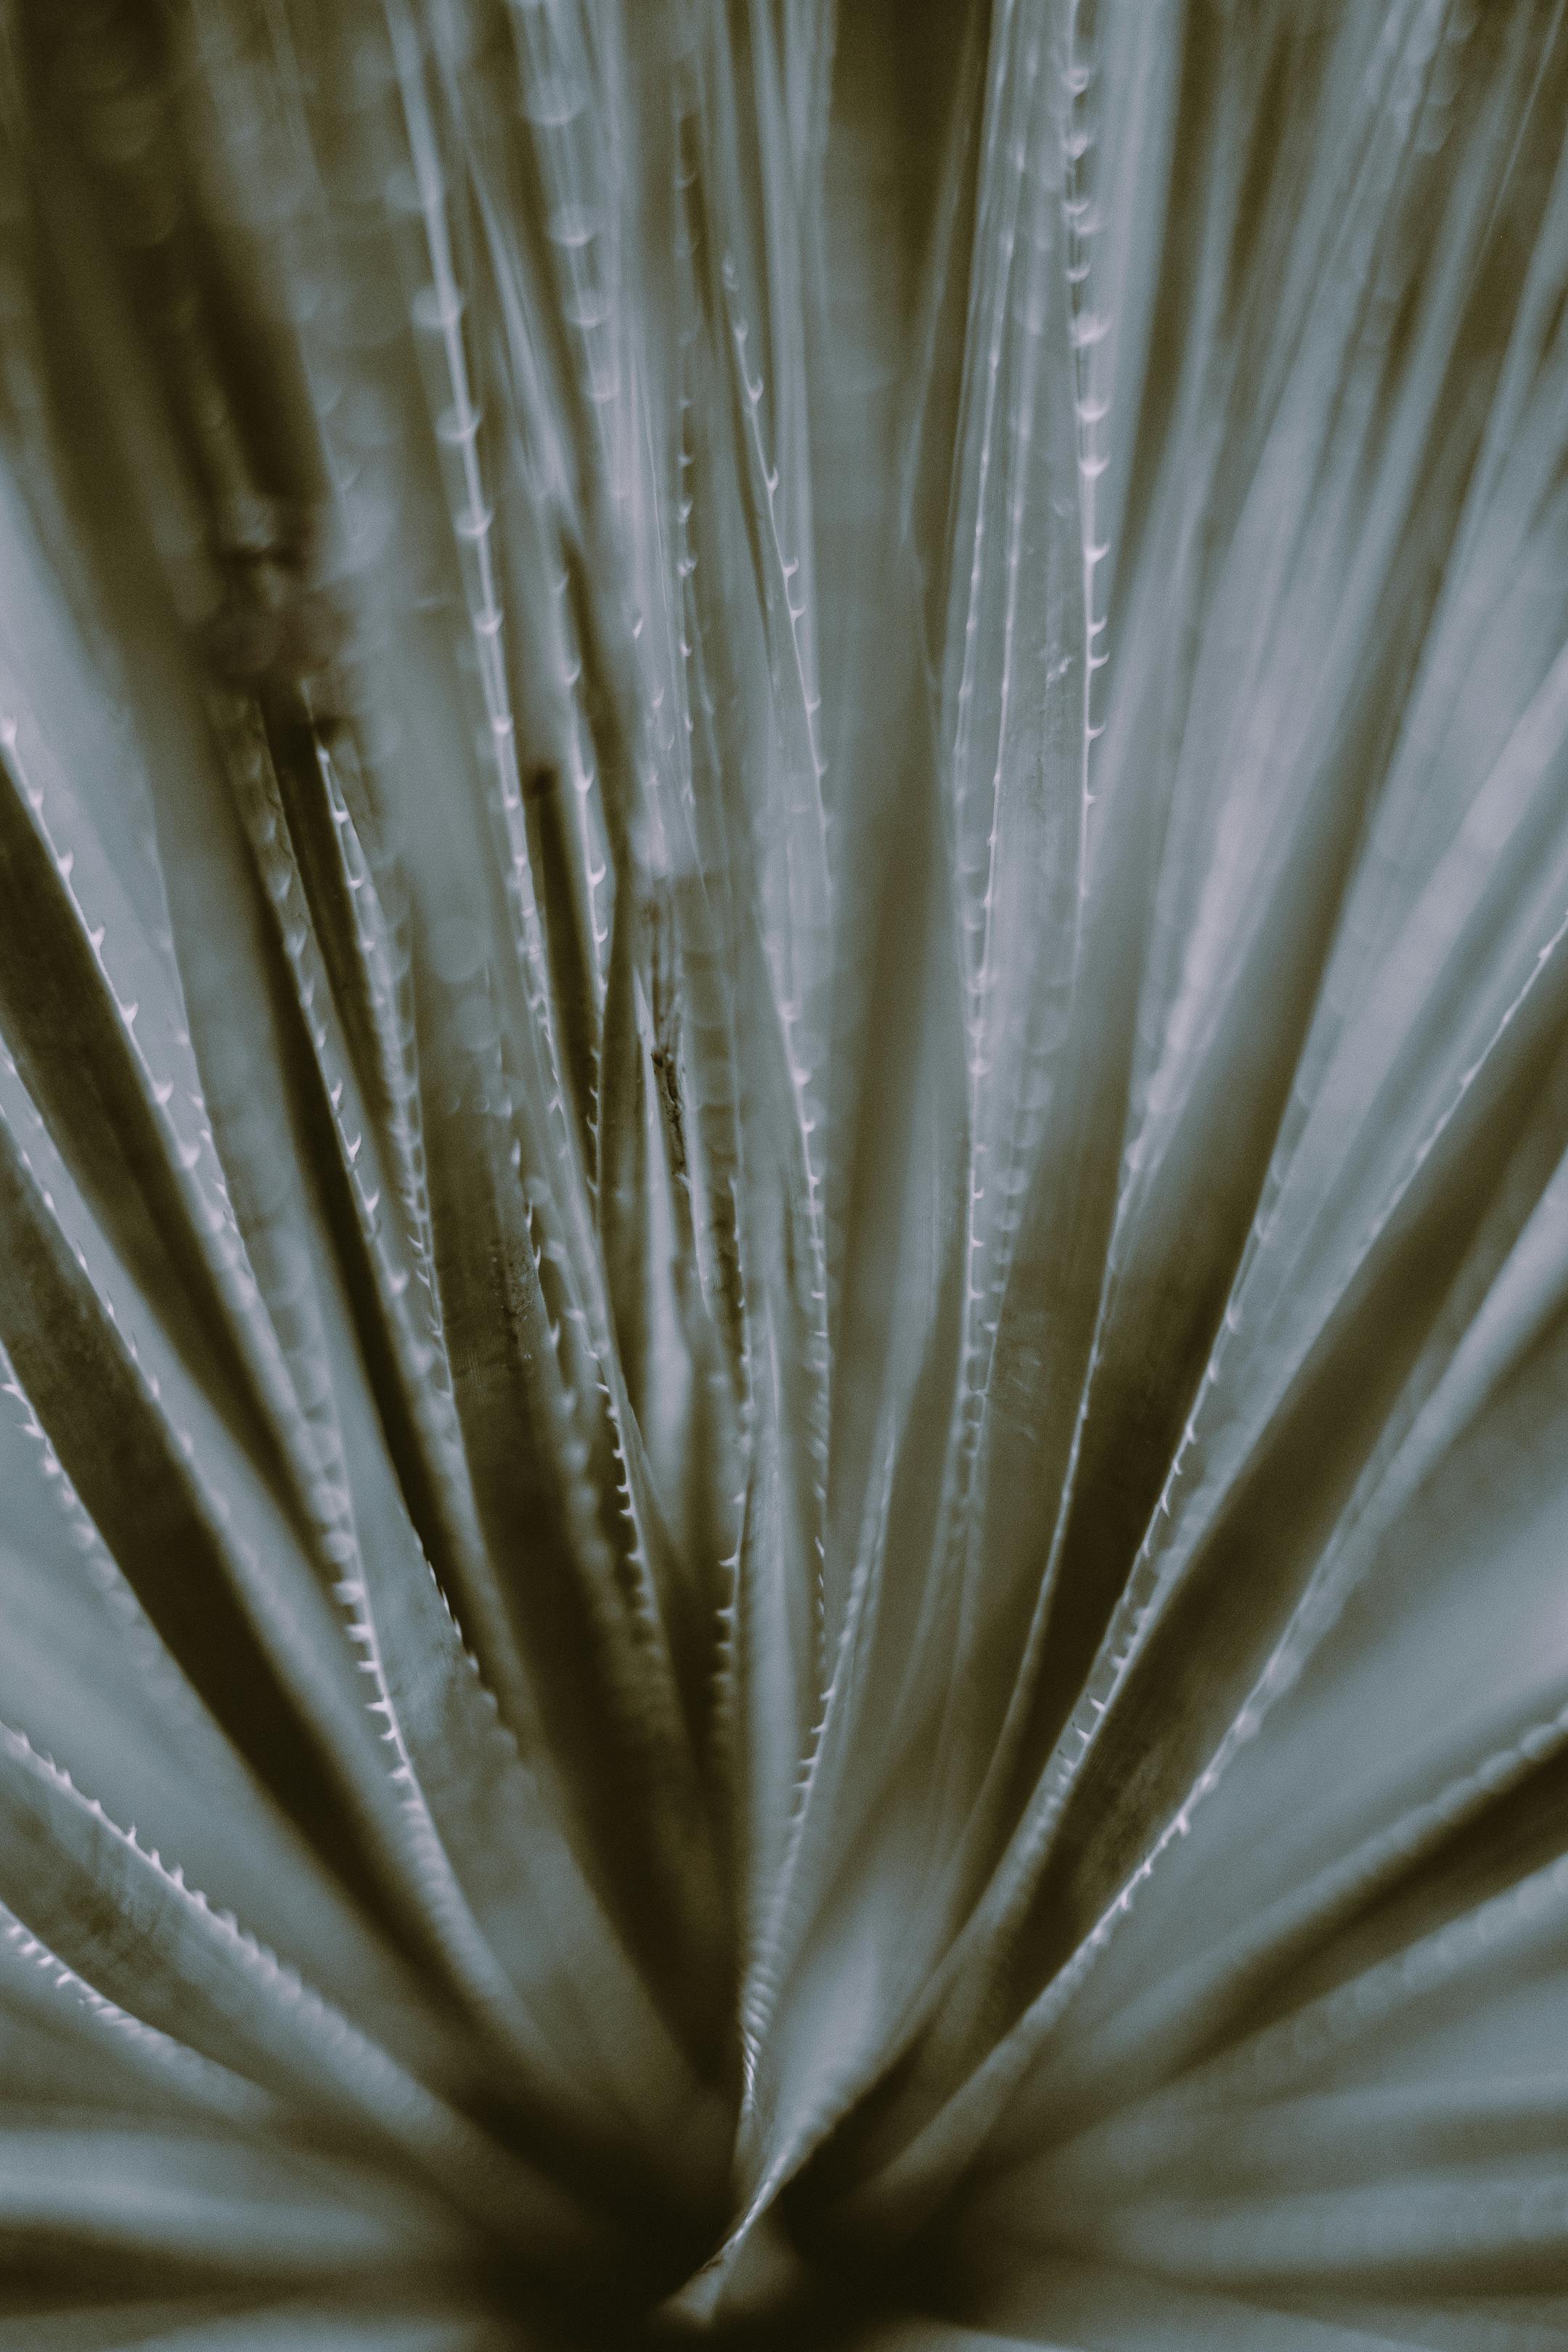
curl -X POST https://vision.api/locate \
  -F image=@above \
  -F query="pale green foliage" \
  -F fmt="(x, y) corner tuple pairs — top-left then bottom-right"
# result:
(1, 1), (1568, 2345)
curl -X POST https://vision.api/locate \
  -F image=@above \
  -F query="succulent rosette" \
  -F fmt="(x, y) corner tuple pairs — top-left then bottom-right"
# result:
(1, 3), (1568, 2346)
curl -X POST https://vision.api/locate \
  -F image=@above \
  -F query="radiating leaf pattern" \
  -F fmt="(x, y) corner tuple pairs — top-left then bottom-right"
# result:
(1, 0), (1567, 2344)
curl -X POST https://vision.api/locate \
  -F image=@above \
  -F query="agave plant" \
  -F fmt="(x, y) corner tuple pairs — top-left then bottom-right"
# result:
(2, 0), (1568, 2343)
